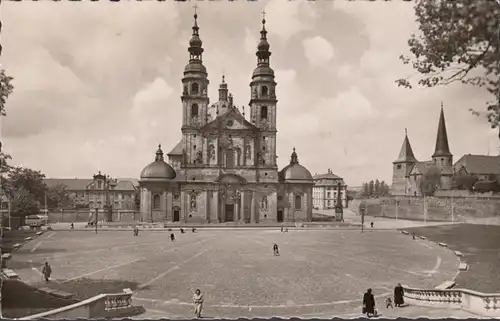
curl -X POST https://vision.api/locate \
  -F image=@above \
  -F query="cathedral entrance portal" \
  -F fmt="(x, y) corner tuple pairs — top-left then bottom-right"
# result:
(225, 204), (235, 222)
(173, 208), (180, 222)
(277, 210), (284, 223)
(216, 174), (247, 223)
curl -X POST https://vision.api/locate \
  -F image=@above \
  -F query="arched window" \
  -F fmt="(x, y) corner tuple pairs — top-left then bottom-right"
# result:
(191, 104), (199, 117)
(261, 86), (268, 97)
(191, 83), (199, 94)
(294, 194), (302, 210)
(261, 106), (268, 120)
(153, 194), (161, 210)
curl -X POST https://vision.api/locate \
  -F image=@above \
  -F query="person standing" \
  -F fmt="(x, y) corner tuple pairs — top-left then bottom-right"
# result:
(42, 261), (52, 282)
(363, 288), (376, 317)
(394, 283), (405, 307)
(193, 289), (204, 318)
(170, 233), (175, 242)
(273, 243), (279, 256)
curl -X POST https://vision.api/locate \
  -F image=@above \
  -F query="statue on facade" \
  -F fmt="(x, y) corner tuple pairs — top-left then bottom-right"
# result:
(270, 87), (275, 98)
(252, 87), (258, 99)
(190, 194), (197, 210)
(261, 196), (268, 210)
(196, 151), (203, 164)
(209, 144), (216, 160)
(245, 145), (251, 159)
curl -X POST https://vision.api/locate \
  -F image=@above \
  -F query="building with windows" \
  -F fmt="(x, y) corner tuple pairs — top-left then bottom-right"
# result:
(391, 104), (500, 196)
(312, 169), (348, 209)
(138, 12), (314, 224)
(44, 172), (137, 210)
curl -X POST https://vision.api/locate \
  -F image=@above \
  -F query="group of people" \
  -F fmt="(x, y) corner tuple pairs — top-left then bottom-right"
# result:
(363, 283), (405, 317)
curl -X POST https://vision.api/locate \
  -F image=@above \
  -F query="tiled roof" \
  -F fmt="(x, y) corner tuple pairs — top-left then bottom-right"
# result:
(410, 161), (435, 176)
(454, 155), (500, 175)
(394, 134), (417, 163)
(43, 178), (136, 191)
(168, 140), (183, 156)
(313, 171), (346, 186)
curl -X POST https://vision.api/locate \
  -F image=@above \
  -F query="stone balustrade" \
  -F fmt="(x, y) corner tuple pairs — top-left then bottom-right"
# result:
(404, 286), (500, 317)
(20, 291), (136, 319)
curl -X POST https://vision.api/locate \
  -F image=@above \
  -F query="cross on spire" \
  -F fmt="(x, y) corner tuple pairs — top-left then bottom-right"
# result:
(193, 3), (198, 15)
(261, 9), (266, 21)
(405, 128), (407, 136)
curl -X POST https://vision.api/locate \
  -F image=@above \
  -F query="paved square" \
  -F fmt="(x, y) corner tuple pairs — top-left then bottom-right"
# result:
(11, 229), (459, 318)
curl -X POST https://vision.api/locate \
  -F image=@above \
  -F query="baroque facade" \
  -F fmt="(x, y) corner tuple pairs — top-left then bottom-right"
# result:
(312, 169), (348, 209)
(138, 12), (314, 224)
(44, 172), (137, 210)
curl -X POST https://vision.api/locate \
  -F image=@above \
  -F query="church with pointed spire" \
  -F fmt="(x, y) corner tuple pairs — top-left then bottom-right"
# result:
(391, 104), (454, 196)
(138, 10), (314, 224)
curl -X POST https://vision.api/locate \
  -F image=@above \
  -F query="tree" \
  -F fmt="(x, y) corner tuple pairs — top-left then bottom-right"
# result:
(9, 188), (40, 218)
(2, 167), (47, 217)
(368, 180), (375, 196)
(0, 69), (14, 116)
(362, 182), (369, 197)
(419, 167), (442, 196)
(397, 0), (500, 131)
(374, 179), (380, 195)
(46, 183), (71, 209)
(453, 174), (479, 191)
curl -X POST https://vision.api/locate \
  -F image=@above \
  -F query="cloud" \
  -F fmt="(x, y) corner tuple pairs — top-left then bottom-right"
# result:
(302, 36), (335, 67)
(1, 1), (496, 187)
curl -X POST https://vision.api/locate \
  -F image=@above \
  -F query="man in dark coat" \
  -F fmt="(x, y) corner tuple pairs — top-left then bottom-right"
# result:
(363, 288), (376, 317)
(394, 283), (405, 307)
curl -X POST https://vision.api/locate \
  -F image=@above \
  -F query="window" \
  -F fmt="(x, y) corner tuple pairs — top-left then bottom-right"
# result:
(396, 164), (401, 170)
(262, 86), (268, 97)
(294, 194), (302, 210)
(261, 106), (268, 120)
(97, 181), (102, 189)
(191, 104), (199, 117)
(191, 83), (199, 94)
(226, 149), (235, 169)
(153, 194), (160, 210)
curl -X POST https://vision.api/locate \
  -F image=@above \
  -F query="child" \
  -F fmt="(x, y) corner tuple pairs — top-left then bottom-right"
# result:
(385, 297), (393, 309)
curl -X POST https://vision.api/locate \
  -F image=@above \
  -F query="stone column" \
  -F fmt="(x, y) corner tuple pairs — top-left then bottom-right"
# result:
(181, 190), (188, 222)
(205, 190), (210, 222)
(166, 191), (173, 221)
(284, 207), (290, 222)
(235, 200), (240, 221)
(240, 191), (246, 222)
(250, 191), (256, 223)
(307, 190), (313, 222)
(213, 190), (219, 223)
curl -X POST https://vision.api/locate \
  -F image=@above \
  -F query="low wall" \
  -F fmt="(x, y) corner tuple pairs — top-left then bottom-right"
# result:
(355, 196), (500, 222)
(19, 291), (137, 319)
(47, 210), (139, 223)
(403, 286), (500, 317)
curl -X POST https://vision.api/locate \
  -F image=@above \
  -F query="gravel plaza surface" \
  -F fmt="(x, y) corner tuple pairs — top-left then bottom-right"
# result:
(10, 228), (463, 318)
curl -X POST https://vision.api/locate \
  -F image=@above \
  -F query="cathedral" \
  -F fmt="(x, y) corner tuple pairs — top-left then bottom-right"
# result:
(138, 11), (314, 224)
(391, 104), (453, 196)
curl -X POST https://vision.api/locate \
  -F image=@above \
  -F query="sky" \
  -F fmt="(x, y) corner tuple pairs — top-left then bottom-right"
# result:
(1, 0), (497, 187)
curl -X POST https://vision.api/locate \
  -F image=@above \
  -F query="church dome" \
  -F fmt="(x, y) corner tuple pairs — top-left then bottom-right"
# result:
(252, 65), (274, 78)
(140, 145), (176, 182)
(184, 62), (207, 74)
(279, 148), (314, 182)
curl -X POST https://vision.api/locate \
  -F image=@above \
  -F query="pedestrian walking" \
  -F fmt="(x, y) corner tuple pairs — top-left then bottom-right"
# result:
(192, 228), (196, 233)
(285, 228), (288, 233)
(193, 289), (204, 318)
(170, 233), (175, 242)
(180, 228), (185, 234)
(273, 243), (280, 256)
(394, 283), (405, 307)
(385, 297), (393, 309)
(70, 223), (74, 229)
(42, 261), (52, 282)
(412, 232), (416, 240)
(370, 222), (374, 228)
(281, 225), (283, 232)
(362, 288), (376, 317)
